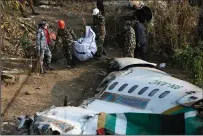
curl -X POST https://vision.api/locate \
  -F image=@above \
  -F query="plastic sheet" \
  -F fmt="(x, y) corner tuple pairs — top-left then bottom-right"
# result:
(73, 26), (97, 61)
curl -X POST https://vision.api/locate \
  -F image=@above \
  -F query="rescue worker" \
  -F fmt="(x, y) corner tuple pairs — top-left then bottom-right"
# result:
(18, 0), (39, 18)
(36, 20), (53, 73)
(55, 20), (76, 69)
(123, 21), (136, 57)
(92, 8), (106, 59)
(134, 20), (148, 60)
(126, 1), (151, 61)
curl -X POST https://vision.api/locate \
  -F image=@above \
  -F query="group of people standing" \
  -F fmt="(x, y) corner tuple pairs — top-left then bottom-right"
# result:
(123, 1), (152, 61)
(36, 7), (107, 73)
(36, 19), (76, 73)
(94, 0), (151, 61)
(35, 0), (151, 74)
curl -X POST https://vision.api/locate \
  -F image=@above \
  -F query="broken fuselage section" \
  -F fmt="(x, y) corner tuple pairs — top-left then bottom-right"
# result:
(18, 58), (203, 135)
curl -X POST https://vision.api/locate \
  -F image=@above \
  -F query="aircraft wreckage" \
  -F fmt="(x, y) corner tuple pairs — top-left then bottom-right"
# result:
(17, 57), (203, 135)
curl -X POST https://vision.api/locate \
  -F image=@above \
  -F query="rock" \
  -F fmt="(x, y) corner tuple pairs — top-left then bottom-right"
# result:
(39, 5), (50, 8)
(35, 87), (41, 90)
(39, 0), (49, 5)
(25, 91), (33, 95)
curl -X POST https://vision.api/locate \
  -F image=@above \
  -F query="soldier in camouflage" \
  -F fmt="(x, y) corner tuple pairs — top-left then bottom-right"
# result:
(36, 20), (52, 73)
(55, 20), (76, 69)
(123, 21), (136, 57)
(92, 8), (106, 58)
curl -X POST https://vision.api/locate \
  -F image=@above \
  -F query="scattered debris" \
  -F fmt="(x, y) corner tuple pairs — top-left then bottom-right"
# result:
(39, 5), (50, 9)
(1, 73), (19, 85)
(32, 75), (43, 79)
(97, 70), (107, 76)
(2, 69), (25, 74)
(25, 91), (34, 95)
(1, 58), (36, 61)
(159, 63), (166, 68)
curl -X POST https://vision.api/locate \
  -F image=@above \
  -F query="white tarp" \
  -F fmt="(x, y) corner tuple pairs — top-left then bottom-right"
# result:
(73, 26), (97, 61)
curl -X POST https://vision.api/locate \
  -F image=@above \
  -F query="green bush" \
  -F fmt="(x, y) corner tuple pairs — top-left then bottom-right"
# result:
(174, 42), (203, 87)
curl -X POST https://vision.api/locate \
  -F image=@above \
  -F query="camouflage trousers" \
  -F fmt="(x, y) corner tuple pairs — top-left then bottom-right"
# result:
(96, 37), (105, 57)
(40, 47), (52, 65)
(62, 43), (74, 66)
(123, 46), (135, 58)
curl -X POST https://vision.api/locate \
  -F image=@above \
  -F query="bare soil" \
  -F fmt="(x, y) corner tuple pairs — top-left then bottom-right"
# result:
(1, 4), (190, 135)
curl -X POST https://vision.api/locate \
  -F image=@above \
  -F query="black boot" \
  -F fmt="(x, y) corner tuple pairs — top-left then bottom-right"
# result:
(47, 63), (54, 70)
(94, 52), (102, 59)
(43, 67), (47, 73)
(102, 50), (107, 56)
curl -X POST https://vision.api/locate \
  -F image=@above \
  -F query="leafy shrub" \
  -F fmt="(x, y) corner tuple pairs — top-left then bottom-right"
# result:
(174, 42), (203, 87)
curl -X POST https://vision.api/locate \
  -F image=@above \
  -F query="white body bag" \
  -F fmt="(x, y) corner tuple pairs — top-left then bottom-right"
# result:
(73, 26), (97, 61)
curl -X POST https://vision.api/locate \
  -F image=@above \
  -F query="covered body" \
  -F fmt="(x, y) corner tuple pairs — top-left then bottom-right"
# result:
(73, 26), (97, 61)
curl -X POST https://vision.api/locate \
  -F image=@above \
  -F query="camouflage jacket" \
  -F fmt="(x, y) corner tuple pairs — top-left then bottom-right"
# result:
(93, 14), (106, 40)
(36, 27), (48, 51)
(56, 27), (76, 45)
(124, 25), (136, 57)
(125, 25), (136, 49)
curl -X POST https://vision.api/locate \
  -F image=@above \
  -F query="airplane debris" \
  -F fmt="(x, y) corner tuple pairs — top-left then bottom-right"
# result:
(39, 5), (50, 8)
(18, 58), (203, 135)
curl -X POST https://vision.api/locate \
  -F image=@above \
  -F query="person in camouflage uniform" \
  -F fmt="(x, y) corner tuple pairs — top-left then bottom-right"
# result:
(55, 20), (76, 69)
(36, 20), (52, 73)
(18, 0), (39, 18)
(123, 21), (136, 57)
(92, 8), (106, 58)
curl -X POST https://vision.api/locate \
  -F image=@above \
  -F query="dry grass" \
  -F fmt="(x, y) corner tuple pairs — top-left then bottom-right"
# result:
(147, 1), (200, 60)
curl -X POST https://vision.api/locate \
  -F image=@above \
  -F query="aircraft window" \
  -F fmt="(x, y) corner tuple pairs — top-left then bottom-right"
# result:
(108, 82), (118, 90)
(159, 91), (170, 98)
(148, 89), (159, 97)
(118, 84), (128, 92)
(138, 87), (149, 95)
(189, 96), (197, 100)
(128, 85), (138, 93)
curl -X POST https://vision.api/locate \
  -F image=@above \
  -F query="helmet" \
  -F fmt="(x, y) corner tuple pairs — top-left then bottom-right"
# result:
(58, 20), (65, 29)
(92, 8), (99, 15)
(38, 20), (48, 28)
(130, 0), (144, 9)
(39, 20), (48, 26)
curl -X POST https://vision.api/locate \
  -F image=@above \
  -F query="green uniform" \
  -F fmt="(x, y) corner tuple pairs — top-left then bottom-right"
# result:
(124, 25), (136, 57)
(93, 13), (106, 57)
(56, 27), (76, 66)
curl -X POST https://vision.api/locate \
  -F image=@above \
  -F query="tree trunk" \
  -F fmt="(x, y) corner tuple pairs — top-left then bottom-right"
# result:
(197, 1), (203, 41)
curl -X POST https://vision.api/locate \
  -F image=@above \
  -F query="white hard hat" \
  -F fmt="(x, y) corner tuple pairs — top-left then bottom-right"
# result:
(92, 8), (99, 15)
(130, 0), (144, 9)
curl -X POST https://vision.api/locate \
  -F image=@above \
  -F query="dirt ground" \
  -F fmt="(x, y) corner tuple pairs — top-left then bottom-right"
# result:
(1, 4), (190, 135)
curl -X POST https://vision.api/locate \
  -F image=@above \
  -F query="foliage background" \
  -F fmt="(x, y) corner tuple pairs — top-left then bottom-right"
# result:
(1, 0), (203, 87)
